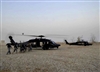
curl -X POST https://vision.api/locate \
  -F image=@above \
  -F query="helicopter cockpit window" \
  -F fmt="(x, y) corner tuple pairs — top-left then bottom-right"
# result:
(50, 40), (56, 44)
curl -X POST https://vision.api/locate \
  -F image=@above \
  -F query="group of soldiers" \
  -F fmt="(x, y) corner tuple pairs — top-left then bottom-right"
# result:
(6, 43), (33, 55)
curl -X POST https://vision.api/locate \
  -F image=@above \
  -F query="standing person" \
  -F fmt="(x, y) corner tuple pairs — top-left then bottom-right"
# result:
(6, 43), (12, 55)
(19, 43), (23, 52)
(28, 43), (32, 51)
(22, 43), (27, 52)
(13, 44), (18, 53)
(20, 43), (26, 52)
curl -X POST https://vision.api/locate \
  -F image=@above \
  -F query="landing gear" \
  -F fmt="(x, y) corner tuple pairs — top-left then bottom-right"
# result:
(84, 42), (87, 46)
(42, 45), (49, 50)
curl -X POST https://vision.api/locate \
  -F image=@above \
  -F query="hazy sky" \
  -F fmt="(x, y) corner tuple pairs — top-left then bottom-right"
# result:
(0, 0), (100, 42)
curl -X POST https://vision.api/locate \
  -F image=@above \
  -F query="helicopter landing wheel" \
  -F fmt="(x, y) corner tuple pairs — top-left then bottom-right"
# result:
(57, 46), (58, 49)
(46, 47), (49, 50)
(42, 47), (46, 50)
(42, 45), (49, 50)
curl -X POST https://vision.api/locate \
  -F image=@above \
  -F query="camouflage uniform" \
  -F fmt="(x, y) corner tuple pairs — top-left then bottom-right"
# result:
(6, 43), (11, 55)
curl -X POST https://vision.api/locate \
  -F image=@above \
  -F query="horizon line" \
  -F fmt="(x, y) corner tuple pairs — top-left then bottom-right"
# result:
(1, 1), (100, 3)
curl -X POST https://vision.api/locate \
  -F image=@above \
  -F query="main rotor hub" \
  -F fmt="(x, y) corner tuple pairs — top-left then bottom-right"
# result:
(38, 35), (45, 37)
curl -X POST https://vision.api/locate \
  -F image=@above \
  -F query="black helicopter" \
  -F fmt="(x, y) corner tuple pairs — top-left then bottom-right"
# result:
(8, 34), (61, 50)
(64, 40), (92, 46)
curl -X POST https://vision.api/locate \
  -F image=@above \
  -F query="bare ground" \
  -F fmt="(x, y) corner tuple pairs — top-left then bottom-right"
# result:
(0, 43), (100, 72)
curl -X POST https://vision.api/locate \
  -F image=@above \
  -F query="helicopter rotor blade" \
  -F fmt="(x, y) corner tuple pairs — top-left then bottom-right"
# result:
(22, 35), (38, 37)
(21, 33), (45, 37)
(13, 33), (68, 38)
(45, 34), (68, 37)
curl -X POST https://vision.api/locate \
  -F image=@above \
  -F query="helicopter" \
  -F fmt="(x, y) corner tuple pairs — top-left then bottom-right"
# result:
(64, 40), (92, 46)
(8, 34), (61, 50)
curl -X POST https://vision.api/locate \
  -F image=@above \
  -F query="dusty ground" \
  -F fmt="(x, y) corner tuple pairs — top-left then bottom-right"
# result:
(0, 43), (100, 72)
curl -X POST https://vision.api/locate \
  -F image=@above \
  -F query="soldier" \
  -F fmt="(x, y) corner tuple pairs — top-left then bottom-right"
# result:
(13, 44), (18, 53)
(22, 43), (27, 52)
(20, 43), (26, 52)
(6, 43), (12, 55)
(28, 43), (32, 51)
(19, 43), (23, 52)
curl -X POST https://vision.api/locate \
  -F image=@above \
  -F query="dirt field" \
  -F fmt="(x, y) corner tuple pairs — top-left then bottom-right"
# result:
(0, 43), (100, 72)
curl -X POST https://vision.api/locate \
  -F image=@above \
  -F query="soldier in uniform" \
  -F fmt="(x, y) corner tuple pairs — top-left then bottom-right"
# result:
(13, 44), (18, 53)
(6, 43), (12, 55)
(20, 43), (26, 52)
(28, 43), (32, 51)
